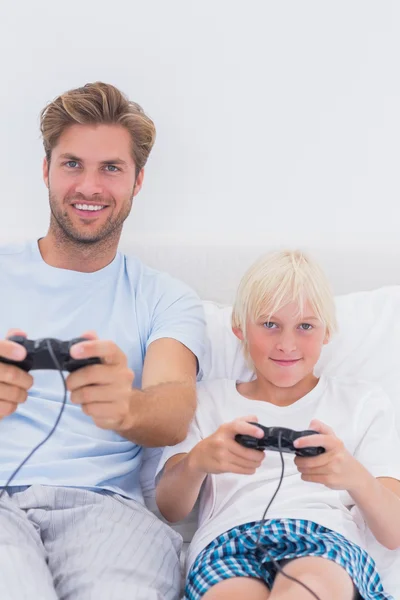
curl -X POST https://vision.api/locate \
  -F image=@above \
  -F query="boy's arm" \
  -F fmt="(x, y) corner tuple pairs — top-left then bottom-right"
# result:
(156, 452), (207, 523)
(348, 475), (400, 550)
(156, 417), (265, 523)
(295, 410), (400, 551)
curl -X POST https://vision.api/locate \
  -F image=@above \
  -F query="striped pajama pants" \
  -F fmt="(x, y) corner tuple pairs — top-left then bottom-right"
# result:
(0, 485), (182, 600)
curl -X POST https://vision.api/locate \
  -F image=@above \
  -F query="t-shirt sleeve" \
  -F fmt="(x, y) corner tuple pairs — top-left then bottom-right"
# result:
(354, 386), (400, 481)
(146, 274), (207, 379)
(155, 415), (203, 484)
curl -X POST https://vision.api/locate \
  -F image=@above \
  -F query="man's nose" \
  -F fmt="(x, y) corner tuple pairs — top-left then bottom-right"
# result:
(74, 171), (104, 197)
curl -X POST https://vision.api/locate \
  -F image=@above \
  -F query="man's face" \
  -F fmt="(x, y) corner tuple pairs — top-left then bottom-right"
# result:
(43, 124), (144, 244)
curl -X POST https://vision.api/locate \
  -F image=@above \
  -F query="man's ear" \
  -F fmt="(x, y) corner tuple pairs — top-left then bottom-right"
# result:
(133, 168), (145, 197)
(43, 157), (49, 188)
(232, 326), (244, 341)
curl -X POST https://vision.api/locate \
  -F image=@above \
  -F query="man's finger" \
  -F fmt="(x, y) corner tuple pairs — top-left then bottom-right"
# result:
(66, 364), (117, 391)
(0, 382), (30, 403)
(6, 328), (28, 339)
(81, 402), (125, 430)
(0, 400), (17, 418)
(70, 384), (122, 405)
(70, 338), (126, 366)
(0, 338), (27, 361)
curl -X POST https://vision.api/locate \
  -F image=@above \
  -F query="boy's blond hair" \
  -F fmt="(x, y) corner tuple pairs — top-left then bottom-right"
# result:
(231, 250), (338, 346)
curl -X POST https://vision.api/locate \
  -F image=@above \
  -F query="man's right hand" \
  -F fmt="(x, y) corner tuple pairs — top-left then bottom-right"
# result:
(0, 329), (33, 420)
(188, 416), (266, 475)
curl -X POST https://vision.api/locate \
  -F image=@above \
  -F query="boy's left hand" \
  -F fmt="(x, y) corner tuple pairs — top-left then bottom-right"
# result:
(293, 420), (367, 492)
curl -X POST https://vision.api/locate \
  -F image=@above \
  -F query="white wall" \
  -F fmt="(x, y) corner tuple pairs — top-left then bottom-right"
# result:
(1, 0), (399, 255)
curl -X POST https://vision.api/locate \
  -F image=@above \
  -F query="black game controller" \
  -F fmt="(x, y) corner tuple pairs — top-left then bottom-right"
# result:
(235, 423), (325, 457)
(0, 336), (101, 373)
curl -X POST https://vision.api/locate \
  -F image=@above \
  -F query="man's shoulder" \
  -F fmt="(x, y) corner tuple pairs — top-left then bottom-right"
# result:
(0, 240), (31, 260)
(123, 252), (201, 302)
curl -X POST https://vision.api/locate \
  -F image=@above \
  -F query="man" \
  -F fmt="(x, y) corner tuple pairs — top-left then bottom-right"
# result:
(0, 82), (206, 599)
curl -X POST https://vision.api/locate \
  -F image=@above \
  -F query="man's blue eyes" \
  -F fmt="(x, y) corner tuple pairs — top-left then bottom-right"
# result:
(65, 162), (119, 172)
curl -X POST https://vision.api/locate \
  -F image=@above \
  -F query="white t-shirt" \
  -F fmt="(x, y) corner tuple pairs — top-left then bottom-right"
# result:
(157, 375), (400, 572)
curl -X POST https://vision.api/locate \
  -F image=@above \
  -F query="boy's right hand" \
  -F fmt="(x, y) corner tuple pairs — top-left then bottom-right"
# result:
(188, 416), (265, 475)
(0, 330), (33, 420)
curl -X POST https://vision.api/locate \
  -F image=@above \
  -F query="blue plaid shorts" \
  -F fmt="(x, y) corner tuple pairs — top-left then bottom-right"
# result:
(185, 519), (392, 600)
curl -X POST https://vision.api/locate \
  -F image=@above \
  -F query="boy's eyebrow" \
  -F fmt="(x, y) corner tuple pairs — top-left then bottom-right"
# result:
(259, 314), (320, 322)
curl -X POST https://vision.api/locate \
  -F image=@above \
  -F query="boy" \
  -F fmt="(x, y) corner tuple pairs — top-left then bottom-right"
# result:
(156, 250), (400, 600)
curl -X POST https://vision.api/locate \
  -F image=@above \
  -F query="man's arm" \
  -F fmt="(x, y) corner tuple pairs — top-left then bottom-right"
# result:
(67, 334), (198, 447)
(119, 338), (198, 446)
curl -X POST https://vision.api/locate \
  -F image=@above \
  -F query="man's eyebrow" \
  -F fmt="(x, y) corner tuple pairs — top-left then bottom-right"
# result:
(58, 154), (129, 167)
(59, 153), (81, 161)
(100, 158), (128, 167)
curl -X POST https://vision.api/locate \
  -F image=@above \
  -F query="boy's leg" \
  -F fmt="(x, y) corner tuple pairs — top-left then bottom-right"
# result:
(29, 486), (182, 600)
(269, 556), (357, 600)
(0, 488), (57, 600)
(202, 578), (270, 599)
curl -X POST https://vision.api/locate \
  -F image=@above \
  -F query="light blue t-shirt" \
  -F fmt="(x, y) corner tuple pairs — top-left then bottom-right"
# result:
(0, 240), (206, 503)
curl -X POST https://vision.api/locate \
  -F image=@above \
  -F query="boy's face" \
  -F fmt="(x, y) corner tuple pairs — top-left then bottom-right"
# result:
(237, 300), (328, 388)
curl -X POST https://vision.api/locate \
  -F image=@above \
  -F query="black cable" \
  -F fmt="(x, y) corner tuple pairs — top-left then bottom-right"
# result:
(0, 351), (323, 600)
(0, 340), (68, 500)
(254, 432), (322, 600)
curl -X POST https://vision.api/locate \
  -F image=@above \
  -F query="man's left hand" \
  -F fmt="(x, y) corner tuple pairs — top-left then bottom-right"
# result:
(67, 331), (135, 431)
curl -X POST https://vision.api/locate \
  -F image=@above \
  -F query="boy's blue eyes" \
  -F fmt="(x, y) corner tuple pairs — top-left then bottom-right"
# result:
(263, 322), (313, 331)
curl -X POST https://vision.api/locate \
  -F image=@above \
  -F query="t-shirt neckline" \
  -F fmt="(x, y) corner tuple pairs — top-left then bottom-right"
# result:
(233, 375), (327, 413)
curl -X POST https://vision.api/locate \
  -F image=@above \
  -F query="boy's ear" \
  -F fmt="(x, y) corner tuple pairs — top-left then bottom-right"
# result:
(232, 326), (244, 341)
(323, 330), (330, 345)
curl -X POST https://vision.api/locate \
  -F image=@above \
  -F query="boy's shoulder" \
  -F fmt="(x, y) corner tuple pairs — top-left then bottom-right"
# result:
(197, 378), (236, 394)
(323, 373), (385, 395)
(196, 378), (238, 407)
(322, 374), (391, 410)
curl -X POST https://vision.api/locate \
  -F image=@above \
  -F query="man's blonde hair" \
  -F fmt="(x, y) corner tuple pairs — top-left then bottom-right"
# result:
(40, 82), (156, 176)
(231, 250), (338, 342)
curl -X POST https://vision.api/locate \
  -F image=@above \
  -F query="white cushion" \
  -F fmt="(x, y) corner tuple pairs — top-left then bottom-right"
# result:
(141, 286), (400, 595)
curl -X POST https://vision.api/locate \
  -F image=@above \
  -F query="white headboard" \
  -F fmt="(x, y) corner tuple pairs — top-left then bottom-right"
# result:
(121, 239), (400, 304)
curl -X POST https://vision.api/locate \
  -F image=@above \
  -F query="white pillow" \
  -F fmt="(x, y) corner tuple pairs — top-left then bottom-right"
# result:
(141, 285), (400, 595)
(201, 287), (400, 430)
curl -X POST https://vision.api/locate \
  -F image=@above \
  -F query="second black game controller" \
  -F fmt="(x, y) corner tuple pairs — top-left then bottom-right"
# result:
(235, 423), (325, 457)
(0, 336), (101, 373)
